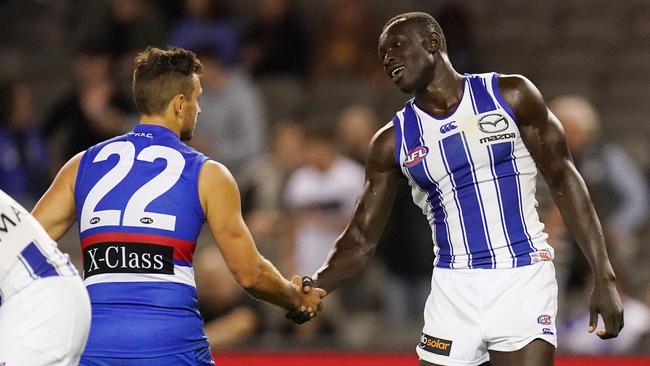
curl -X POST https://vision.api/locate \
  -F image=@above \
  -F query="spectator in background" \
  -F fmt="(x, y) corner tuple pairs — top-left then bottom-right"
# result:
(283, 121), (364, 277)
(549, 96), (648, 290)
(238, 121), (305, 242)
(0, 80), (49, 203)
(194, 246), (261, 350)
(189, 47), (266, 175)
(282, 121), (364, 340)
(168, 0), (240, 67)
(241, 0), (310, 79)
(102, 0), (167, 94)
(311, 0), (380, 80)
(43, 42), (132, 166)
(336, 103), (379, 164)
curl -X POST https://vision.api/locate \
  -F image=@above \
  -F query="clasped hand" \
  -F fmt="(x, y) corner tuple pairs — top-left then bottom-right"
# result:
(285, 276), (326, 324)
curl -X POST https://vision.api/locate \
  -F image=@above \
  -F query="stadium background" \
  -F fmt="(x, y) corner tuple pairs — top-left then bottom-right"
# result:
(1, 0), (649, 364)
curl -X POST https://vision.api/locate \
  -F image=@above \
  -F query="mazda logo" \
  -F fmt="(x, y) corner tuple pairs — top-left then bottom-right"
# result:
(478, 113), (508, 133)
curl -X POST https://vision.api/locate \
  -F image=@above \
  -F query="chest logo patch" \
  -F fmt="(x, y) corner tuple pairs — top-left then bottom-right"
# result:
(404, 146), (429, 168)
(478, 113), (508, 133)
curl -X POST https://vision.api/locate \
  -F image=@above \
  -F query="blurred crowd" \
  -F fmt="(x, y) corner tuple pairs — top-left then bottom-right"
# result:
(1, 0), (650, 355)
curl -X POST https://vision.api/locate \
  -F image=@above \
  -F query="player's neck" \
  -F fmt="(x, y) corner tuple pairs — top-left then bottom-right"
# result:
(139, 114), (181, 137)
(414, 59), (464, 118)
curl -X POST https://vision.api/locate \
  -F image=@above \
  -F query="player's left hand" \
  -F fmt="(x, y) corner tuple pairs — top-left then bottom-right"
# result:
(588, 279), (624, 339)
(285, 276), (321, 324)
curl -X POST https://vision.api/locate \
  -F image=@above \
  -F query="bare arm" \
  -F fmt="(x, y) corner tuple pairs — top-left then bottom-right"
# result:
(312, 124), (401, 292)
(32, 152), (84, 240)
(199, 160), (325, 311)
(500, 74), (623, 338)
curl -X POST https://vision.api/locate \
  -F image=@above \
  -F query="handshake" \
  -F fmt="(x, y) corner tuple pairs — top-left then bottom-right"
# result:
(285, 275), (327, 324)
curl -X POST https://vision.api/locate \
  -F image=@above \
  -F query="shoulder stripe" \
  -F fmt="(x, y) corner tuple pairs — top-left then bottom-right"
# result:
(467, 75), (497, 114)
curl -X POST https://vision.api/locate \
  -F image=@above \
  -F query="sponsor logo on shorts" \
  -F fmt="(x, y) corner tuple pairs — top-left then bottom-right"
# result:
(419, 333), (452, 356)
(537, 314), (552, 325)
(530, 250), (552, 263)
(83, 242), (174, 278)
(542, 327), (554, 335)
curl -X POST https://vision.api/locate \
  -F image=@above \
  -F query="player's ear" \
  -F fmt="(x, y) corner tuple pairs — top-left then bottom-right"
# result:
(428, 34), (440, 54)
(172, 93), (185, 117)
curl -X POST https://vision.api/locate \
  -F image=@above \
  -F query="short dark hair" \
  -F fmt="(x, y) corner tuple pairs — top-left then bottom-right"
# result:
(133, 47), (203, 115)
(382, 12), (447, 51)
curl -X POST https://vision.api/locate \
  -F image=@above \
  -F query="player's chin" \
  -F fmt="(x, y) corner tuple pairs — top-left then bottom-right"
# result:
(180, 130), (193, 141)
(397, 82), (417, 94)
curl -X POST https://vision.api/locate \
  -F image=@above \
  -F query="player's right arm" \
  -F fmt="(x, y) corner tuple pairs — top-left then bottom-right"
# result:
(199, 160), (326, 312)
(311, 123), (401, 293)
(32, 152), (84, 241)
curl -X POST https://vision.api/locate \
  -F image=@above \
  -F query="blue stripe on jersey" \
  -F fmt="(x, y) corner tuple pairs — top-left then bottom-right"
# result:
(511, 145), (536, 253)
(489, 141), (534, 266)
(20, 242), (59, 278)
(440, 132), (493, 269)
(402, 103), (453, 268)
(467, 75), (497, 113)
(393, 116), (403, 166)
(437, 139), (472, 268)
(487, 146), (517, 267)
(412, 107), (454, 268)
(491, 73), (517, 121)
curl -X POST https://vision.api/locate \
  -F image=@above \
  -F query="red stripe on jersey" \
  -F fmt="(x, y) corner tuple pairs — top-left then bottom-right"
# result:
(81, 232), (195, 263)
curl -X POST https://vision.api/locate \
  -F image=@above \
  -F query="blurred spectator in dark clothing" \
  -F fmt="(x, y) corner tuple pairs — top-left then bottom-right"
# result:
(103, 0), (166, 59)
(241, 0), (310, 79)
(436, 4), (480, 73)
(238, 121), (305, 263)
(168, 0), (240, 67)
(194, 246), (261, 350)
(336, 103), (379, 164)
(0, 80), (49, 202)
(101, 0), (167, 94)
(189, 48), (266, 175)
(43, 43), (132, 167)
(549, 96), (648, 289)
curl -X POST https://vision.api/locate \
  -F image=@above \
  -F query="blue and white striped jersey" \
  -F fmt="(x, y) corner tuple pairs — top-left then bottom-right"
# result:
(0, 189), (77, 305)
(393, 73), (553, 269)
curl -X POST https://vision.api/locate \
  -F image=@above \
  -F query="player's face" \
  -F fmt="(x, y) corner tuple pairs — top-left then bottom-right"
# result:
(378, 22), (435, 94)
(180, 75), (202, 141)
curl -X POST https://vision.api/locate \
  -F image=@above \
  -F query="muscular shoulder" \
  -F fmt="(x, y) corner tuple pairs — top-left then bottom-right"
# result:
(62, 151), (85, 192)
(198, 160), (239, 212)
(199, 160), (237, 191)
(497, 74), (548, 125)
(367, 122), (398, 172)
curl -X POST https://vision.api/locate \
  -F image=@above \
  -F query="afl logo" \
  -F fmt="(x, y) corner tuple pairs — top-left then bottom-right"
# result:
(403, 146), (429, 168)
(140, 217), (154, 224)
(89, 217), (100, 225)
(537, 315), (552, 325)
(478, 113), (508, 133)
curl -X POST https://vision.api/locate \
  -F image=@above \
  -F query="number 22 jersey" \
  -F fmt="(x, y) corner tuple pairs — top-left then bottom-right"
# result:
(74, 124), (209, 357)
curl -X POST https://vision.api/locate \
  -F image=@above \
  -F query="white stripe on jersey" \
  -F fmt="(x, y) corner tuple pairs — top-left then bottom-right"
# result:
(83, 265), (196, 288)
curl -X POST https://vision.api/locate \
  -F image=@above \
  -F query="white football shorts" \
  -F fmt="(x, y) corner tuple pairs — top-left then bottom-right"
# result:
(416, 261), (558, 365)
(0, 275), (91, 366)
